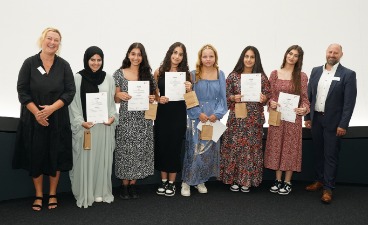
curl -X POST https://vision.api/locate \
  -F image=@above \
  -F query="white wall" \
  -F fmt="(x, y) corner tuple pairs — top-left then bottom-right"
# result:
(1, 0), (367, 126)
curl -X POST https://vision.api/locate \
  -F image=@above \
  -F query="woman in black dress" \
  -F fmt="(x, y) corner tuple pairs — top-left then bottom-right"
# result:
(154, 42), (192, 196)
(13, 27), (76, 211)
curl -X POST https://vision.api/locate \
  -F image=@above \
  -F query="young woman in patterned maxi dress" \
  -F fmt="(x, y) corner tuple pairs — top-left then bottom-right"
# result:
(219, 46), (270, 192)
(113, 43), (156, 199)
(264, 45), (310, 195)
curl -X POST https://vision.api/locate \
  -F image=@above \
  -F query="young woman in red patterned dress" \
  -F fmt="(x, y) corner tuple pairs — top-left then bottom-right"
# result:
(264, 45), (310, 195)
(219, 46), (270, 192)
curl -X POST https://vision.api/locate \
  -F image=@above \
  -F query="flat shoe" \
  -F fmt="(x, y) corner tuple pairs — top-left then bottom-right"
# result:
(32, 196), (43, 211)
(48, 195), (58, 209)
(241, 186), (250, 193)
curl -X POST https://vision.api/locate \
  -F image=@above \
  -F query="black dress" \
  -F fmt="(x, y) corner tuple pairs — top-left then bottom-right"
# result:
(154, 75), (187, 173)
(13, 53), (76, 177)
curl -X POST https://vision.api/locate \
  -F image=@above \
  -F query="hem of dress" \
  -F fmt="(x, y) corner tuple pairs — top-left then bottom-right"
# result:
(264, 166), (301, 173)
(154, 167), (182, 173)
(115, 174), (154, 180)
(181, 176), (217, 186)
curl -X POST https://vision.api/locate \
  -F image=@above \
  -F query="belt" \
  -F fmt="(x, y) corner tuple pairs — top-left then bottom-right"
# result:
(315, 111), (325, 116)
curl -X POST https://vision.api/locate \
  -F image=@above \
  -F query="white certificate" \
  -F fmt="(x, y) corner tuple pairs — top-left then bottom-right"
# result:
(241, 73), (261, 102)
(277, 92), (300, 123)
(128, 81), (149, 111)
(165, 72), (186, 101)
(86, 92), (108, 123)
(197, 120), (227, 143)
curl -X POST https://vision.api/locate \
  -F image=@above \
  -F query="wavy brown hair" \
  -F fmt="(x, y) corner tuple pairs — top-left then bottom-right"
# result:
(281, 45), (304, 95)
(158, 42), (190, 81)
(121, 42), (155, 93)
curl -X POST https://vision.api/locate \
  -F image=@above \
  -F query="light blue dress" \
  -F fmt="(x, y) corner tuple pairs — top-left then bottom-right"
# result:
(182, 70), (227, 186)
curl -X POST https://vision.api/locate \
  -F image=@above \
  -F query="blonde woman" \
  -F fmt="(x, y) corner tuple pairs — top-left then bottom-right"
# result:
(13, 27), (76, 211)
(181, 44), (227, 196)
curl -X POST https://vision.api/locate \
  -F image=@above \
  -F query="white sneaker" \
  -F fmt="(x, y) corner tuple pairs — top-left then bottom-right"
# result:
(95, 197), (103, 202)
(278, 182), (292, 195)
(165, 183), (176, 197)
(230, 184), (240, 192)
(195, 183), (208, 194)
(181, 182), (191, 197)
(270, 180), (283, 193)
(240, 186), (250, 193)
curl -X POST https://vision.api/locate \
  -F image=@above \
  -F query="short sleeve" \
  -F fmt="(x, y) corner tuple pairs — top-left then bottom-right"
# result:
(112, 69), (121, 87)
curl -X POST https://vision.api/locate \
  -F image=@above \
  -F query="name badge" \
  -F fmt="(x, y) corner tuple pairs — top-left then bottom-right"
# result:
(332, 77), (340, 81)
(37, 66), (46, 75)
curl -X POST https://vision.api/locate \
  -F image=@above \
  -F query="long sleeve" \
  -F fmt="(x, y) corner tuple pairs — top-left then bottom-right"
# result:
(213, 70), (228, 119)
(339, 70), (357, 129)
(304, 68), (317, 121)
(187, 71), (201, 119)
(68, 74), (85, 166)
(68, 74), (85, 134)
(269, 71), (278, 102)
(59, 61), (76, 106)
(267, 70), (278, 111)
(17, 58), (33, 105)
(261, 73), (271, 106)
(107, 75), (119, 127)
(300, 72), (310, 114)
(226, 72), (238, 111)
(187, 101), (201, 119)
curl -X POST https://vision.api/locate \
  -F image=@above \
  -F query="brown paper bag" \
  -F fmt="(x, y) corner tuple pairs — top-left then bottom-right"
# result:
(145, 103), (158, 120)
(184, 91), (199, 109)
(83, 130), (91, 150)
(268, 109), (281, 126)
(200, 124), (213, 140)
(235, 102), (247, 118)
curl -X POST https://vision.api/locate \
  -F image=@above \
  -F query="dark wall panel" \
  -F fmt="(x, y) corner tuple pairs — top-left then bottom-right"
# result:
(1, 119), (367, 201)
(0, 117), (368, 201)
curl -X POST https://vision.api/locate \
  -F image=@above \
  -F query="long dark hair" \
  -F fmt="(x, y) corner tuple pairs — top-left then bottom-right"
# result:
(232, 46), (265, 74)
(158, 42), (190, 81)
(121, 42), (155, 93)
(281, 45), (304, 95)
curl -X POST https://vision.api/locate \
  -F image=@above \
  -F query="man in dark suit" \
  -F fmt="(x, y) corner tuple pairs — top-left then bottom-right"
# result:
(304, 43), (357, 204)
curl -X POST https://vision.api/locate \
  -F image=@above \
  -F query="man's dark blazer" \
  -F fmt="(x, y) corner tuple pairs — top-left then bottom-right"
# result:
(305, 63), (357, 130)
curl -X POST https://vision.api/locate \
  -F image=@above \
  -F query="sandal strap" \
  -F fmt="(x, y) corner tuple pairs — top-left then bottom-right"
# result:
(48, 195), (58, 208)
(32, 196), (43, 210)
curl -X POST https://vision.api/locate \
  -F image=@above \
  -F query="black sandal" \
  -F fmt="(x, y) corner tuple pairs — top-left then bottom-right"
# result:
(32, 196), (43, 211)
(48, 195), (58, 209)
